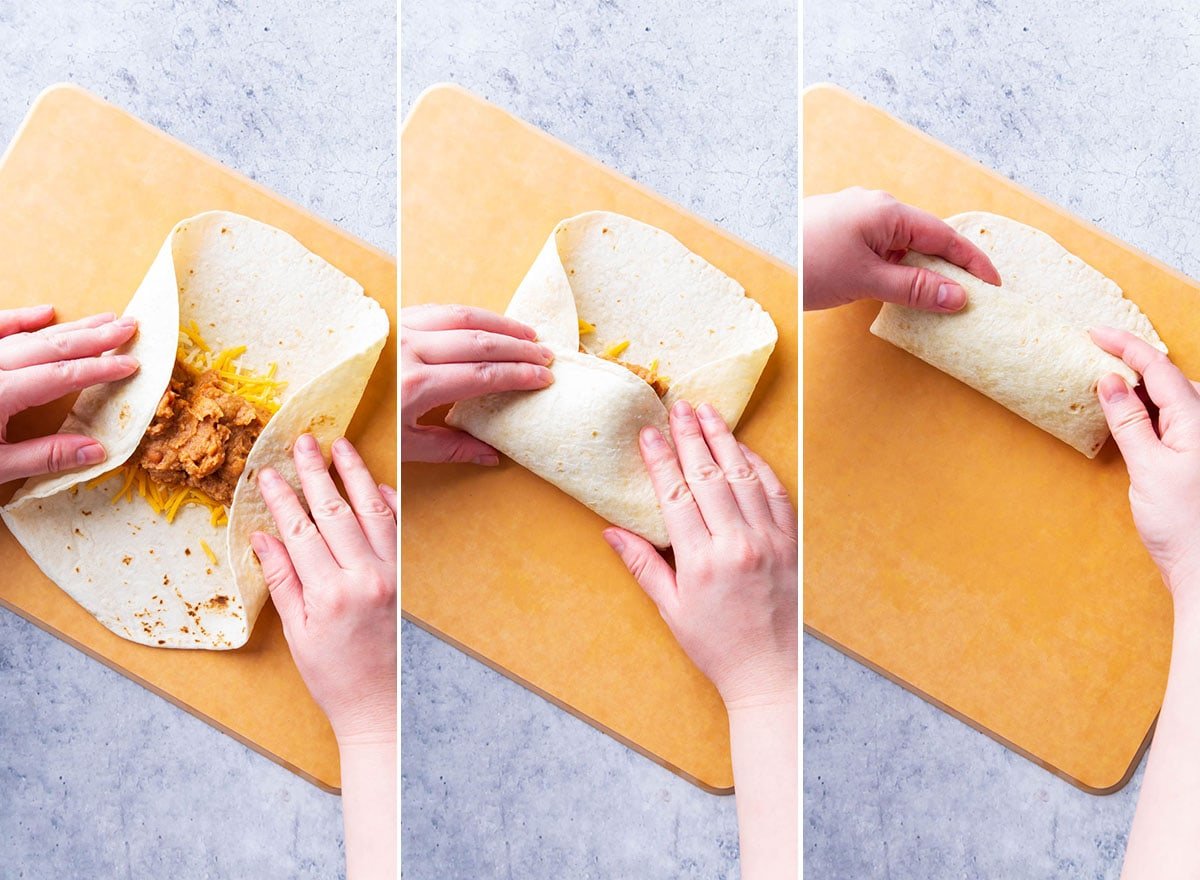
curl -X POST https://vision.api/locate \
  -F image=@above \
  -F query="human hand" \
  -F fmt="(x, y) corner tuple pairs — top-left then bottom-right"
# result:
(1092, 327), (1200, 603)
(0, 305), (139, 482)
(252, 434), (396, 743)
(401, 304), (554, 465)
(804, 187), (1001, 313)
(602, 401), (797, 708)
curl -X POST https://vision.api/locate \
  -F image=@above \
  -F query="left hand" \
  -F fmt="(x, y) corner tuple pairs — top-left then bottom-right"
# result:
(251, 434), (396, 743)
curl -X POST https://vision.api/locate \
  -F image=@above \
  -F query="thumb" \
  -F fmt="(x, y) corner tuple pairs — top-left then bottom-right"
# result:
(0, 434), (106, 483)
(403, 425), (500, 466)
(602, 527), (677, 613)
(873, 263), (967, 312)
(1097, 373), (1160, 463)
(251, 531), (305, 630)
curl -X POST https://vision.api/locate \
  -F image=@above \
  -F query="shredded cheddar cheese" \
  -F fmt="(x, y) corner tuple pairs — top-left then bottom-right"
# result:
(199, 539), (218, 565)
(602, 339), (630, 359)
(578, 318), (596, 335)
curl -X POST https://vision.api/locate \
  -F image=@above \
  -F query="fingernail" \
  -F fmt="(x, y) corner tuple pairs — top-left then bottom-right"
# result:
(697, 403), (719, 421)
(523, 325), (539, 341)
(539, 345), (555, 364)
(602, 529), (624, 552)
(258, 468), (280, 489)
(76, 443), (105, 466)
(538, 367), (555, 385)
(115, 316), (137, 329)
(473, 453), (500, 466)
(671, 400), (692, 418)
(332, 437), (353, 456)
(297, 433), (320, 455)
(1099, 374), (1128, 403)
(115, 355), (139, 371)
(379, 483), (396, 497)
(249, 531), (268, 558)
(641, 426), (665, 447)
(937, 284), (966, 311)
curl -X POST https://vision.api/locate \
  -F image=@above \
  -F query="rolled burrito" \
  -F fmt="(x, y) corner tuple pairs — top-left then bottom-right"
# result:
(446, 211), (778, 547)
(869, 211), (1165, 458)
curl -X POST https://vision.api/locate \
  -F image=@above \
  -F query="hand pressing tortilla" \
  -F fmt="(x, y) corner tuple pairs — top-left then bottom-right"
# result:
(447, 211), (777, 546)
(870, 211), (1165, 458)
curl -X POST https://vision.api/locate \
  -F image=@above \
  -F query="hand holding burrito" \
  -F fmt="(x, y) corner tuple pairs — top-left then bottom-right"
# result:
(400, 304), (554, 465)
(0, 307), (139, 481)
(870, 212), (1166, 457)
(804, 187), (1001, 312)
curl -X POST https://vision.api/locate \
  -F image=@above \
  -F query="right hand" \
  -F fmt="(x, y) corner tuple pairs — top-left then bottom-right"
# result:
(401, 304), (554, 465)
(0, 306), (138, 483)
(1092, 326), (1200, 601)
(602, 401), (797, 708)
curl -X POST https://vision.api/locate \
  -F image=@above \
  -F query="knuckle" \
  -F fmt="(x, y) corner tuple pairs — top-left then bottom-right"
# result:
(313, 496), (352, 519)
(448, 304), (473, 327)
(356, 496), (394, 518)
(366, 572), (396, 605)
(52, 360), (79, 382)
(473, 361), (497, 385)
(471, 329), (498, 357)
(686, 462), (724, 483)
(662, 479), (694, 506)
(400, 369), (427, 402)
(905, 272), (927, 309)
(284, 513), (318, 540)
(732, 538), (766, 569)
(724, 464), (758, 483)
(44, 439), (69, 473)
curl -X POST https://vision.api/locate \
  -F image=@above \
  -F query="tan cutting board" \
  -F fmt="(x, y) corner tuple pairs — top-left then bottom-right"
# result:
(0, 84), (397, 793)
(803, 84), (1185, 793)
(400, 85), (797, 794)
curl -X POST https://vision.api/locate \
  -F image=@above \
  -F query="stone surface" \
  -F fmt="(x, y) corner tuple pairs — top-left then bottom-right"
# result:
(400, 1), (796, 877)
(805, 2), (1200, 877)
(0, 3), (394, 878)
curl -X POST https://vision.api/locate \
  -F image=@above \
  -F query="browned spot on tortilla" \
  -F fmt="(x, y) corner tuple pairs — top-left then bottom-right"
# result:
(81, 510), (91, 516)
(73, 528), (83, 536)
(185, 548), (191, 556)
(121, 556), (132, 565)
(180, 626), (189, 634)
(162, 575), (170, 586)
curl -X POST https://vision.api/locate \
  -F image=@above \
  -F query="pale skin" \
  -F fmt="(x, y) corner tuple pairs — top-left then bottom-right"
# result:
(603, 402), (798, 880)
(1090, 327), (1200, 880)
(401, 305), (798, 877)
(252, 435), (397, 880)
(804, 187), (1000, 312)
(0, 306), (140, 480)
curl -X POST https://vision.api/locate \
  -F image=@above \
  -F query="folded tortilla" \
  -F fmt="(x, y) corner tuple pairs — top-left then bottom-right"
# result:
(869, 211), (1165, 458)
(446, 211), (777, 547)
(2, 212), (389, 649)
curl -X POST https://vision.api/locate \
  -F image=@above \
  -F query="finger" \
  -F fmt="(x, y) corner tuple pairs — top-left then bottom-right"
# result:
(250, 531), (305, 630)
(0, 304), (55, 338)
(331, 437), (396, 563)
(256, 467), (341, 585)
(669, 401), (743, 532)
(4, 355), (139, 411)
(0, 434), (106, 484)
(694, 403), (775, 531)
(401, 304), (538, 341)
(1090, 327), (1197, 411)
(0, 317), (137, 370)
(739, 443), (797, 541)
(407, 328), (554, 366)
(602, 527), (678, 614)
(406, 361), (553, 411)
(292, 434), (375, 569)
(403, 424), (500, 465)
(892, 204), (1002, 285)
(1097, 373), (1161, 463)
(639, 424), (709, 547)
(379, 483), (397, 515)
(43, 312), (117, 335)
(871, 262), (968, 313)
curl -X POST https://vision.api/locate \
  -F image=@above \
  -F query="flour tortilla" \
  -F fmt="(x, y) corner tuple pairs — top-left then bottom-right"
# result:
(870, 212), (1165, 458)
(1, 212), (389, 649)
(446, 211), (777, 546)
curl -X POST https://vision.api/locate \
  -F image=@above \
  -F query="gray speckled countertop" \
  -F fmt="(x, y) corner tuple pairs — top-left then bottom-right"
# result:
(806, 2), (1200, 877)
(0, 3), (393, 878)
(400, 1), (796, 877)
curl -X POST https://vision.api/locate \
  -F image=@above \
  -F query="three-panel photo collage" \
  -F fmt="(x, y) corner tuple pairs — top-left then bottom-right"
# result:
(2, 2), (1198, 878)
